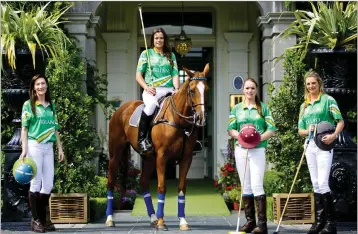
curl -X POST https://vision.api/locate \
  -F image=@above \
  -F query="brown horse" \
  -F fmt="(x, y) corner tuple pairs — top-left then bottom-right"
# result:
(105, 64), (209, 230)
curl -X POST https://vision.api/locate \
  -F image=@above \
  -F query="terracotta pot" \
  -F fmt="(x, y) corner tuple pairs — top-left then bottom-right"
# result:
(233, 201), (239, 211)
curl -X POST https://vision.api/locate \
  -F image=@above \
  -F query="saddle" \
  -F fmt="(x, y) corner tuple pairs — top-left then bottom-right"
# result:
(129, 93), (172, 128)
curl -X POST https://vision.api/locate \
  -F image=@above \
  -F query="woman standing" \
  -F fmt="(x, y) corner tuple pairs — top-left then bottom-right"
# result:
(227, 78), (276, 234)
(20, 74), (64, 233)
(136, 27), (179, 154)
(298, 72), (344, 234)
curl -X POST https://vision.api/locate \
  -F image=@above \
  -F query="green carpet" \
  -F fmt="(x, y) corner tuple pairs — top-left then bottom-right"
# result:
(131, 179), (230, 216)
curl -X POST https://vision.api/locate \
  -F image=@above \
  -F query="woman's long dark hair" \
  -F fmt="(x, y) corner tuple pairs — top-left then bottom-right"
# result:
(29, 74), (53, 116)
(150, 28), (174, 67)
(244, 78), (262, 117)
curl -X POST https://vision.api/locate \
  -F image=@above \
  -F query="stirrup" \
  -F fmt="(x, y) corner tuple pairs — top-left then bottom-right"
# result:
(139, 139), (153, 153)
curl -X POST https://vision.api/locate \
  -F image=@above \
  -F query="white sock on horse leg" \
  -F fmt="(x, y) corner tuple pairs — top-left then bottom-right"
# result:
(179, 217), (188, 225)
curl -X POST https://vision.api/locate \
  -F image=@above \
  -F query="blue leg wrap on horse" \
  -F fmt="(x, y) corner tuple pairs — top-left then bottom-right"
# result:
(106, 190), (114, 216)
(156, 193), (166, 218)
(143, 191), (155, 217)
(178, 195), (185, 218)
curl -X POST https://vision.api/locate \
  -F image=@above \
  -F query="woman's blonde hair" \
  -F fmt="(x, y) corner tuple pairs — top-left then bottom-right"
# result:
(304, 71), (324, 102)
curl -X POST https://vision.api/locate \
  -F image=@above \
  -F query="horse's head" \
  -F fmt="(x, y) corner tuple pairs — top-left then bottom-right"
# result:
(182, 63), (210, 127)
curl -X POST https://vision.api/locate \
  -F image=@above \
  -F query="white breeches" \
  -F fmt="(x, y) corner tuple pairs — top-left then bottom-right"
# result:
(305, 140), (333, 194)
(234, 146), (266, 196)
(142, 87), (173, 115)
(27, 140), (54, 194)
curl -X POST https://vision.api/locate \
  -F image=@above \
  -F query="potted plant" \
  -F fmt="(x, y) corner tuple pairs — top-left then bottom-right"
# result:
(228, 188), (241, 211)
(1, 2), (71, 73)
(276, 1), (357, 62)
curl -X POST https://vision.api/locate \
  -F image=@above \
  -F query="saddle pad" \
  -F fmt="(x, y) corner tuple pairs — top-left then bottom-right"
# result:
(129, 97), (170, 128)
(129, 104), (145, 127)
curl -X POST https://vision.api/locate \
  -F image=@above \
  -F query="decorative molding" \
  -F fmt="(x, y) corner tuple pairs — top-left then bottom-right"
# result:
(224, 32), (253, 51)
(257, 12), (295, 39)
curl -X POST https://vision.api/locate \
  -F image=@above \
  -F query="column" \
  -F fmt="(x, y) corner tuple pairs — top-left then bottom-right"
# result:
(257, 12), (296, 102)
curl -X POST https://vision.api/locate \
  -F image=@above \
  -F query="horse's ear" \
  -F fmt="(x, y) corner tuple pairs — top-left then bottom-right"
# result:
(202, 63), (210, 77)
(183, 67), (194, 78)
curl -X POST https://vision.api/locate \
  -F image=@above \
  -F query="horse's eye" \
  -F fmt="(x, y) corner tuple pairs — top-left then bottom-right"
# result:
(190, 90), (195, 96)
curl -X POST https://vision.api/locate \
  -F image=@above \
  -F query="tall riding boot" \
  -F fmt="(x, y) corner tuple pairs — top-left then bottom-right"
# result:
(28, 192), (45, 233)
(138, 111), (153, 154)
(307, 193), (325, 234)
(240, 196), (256, 233)
(251, 195), (267, 234)
(319, 192), (337, 234)
(40, 193), (56, 231)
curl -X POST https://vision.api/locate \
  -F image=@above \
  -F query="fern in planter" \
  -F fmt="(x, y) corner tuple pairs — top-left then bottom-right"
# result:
(276, 1), (357, 62)
(1, 2), (72, 70)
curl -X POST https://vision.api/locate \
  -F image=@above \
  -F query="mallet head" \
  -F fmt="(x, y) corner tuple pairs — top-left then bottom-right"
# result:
(272, 232), (280, 234)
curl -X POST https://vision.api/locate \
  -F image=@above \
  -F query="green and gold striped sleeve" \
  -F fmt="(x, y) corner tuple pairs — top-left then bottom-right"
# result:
(227, 105), (238, 131)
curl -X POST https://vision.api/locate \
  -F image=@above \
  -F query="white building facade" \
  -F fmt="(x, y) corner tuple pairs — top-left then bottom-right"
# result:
(64, 1), (296, 179)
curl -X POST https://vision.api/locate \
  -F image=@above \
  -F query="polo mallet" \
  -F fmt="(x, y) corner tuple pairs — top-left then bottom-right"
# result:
(137, 4), (158, 106)
(228, 148), (249, 234)
(273, 124), (316, 234)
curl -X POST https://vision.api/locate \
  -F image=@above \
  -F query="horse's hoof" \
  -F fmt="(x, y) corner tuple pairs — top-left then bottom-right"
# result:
(157, 223), (169, 231)
(105, 220), (115, 227)
(151, 220), (158, 228)
(179, 224), (191, 231)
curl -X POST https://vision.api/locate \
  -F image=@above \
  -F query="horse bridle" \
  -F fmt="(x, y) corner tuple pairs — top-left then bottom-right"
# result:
(169, 77), (207, 129)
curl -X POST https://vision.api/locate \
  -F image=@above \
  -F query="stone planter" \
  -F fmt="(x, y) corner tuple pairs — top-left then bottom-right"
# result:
(309, 47), (357, 222)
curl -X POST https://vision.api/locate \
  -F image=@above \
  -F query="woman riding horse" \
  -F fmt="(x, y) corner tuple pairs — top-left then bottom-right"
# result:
(105, 63), (210, 231)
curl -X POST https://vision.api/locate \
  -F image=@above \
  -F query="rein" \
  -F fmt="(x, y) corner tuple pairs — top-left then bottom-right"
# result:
(169, 77), (207, 130)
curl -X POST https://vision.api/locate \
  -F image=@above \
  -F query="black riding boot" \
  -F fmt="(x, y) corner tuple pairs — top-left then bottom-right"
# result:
(40, 193), (56, 231)
(307, 193), (325, 234)
(138, 111), (153, 154)
(319, 192), (337, 234)
(240, 196), (256, 233)
(251, 195), (267, 234)
(28, 192), (45, 233)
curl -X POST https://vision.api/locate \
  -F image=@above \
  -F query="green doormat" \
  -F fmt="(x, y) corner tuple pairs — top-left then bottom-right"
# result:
(131, 179), (230, 216)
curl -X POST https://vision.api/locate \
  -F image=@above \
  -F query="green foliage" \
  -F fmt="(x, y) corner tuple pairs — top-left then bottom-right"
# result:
(267, 197), (273, 221)
(46, 42), (98, 194)
(227, 188), (241, 202)
(86, 176), (108, 198)
(277, 1), (357, 62)
(5, 1), (73, 14)
(0, 95), (15, 146)
(1, 2), (72, 70)
(264, 170), (286, 197)
(267, 50), (312, 193)
(89, 197), (107, 221)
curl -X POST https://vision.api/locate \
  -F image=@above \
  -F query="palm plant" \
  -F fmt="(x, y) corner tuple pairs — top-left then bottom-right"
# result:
(1, 2), (72, 70)
(276, 1), (357, 62)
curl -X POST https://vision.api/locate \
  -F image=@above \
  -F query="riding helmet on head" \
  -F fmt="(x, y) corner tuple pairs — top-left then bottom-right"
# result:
(314, 121), (337, 151)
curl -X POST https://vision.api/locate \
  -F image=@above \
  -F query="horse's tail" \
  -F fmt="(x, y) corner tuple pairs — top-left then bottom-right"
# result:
(118, 143), (131, 191)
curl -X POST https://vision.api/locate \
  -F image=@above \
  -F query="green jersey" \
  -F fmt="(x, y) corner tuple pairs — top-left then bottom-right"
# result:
(298, 93), (342, 130)
(136, 48), (179, 87)
(227, 101), (276, 148)
(21, 100), (60, 143)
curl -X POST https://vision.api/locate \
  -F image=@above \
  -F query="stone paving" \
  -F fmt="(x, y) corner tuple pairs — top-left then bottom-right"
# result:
(1, 210), (357, 234)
